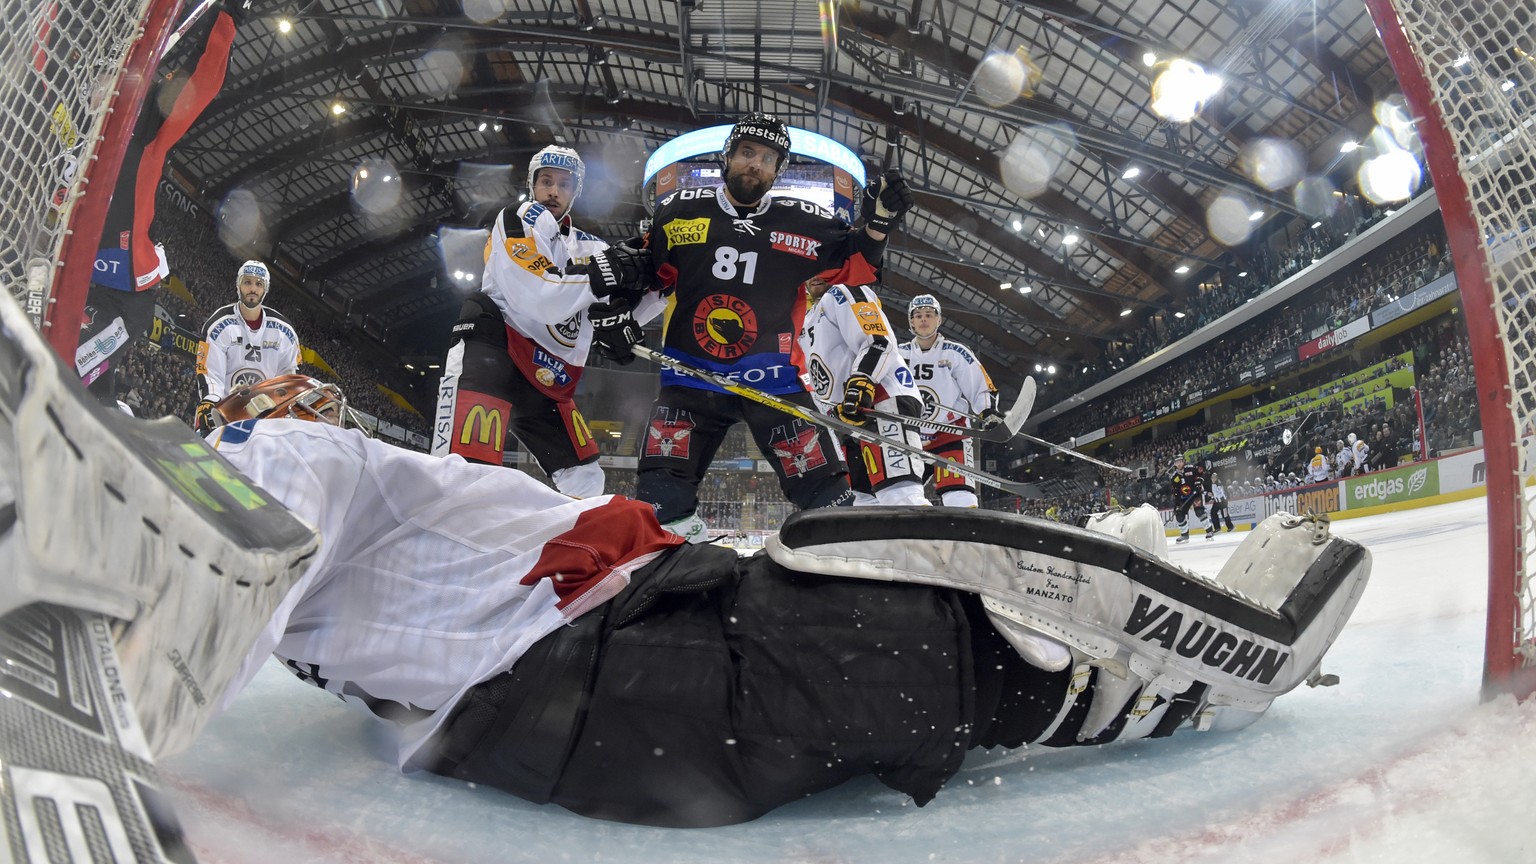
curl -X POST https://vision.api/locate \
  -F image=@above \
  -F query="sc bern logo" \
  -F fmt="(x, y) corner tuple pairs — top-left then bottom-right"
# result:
(692, 294), (758, 360)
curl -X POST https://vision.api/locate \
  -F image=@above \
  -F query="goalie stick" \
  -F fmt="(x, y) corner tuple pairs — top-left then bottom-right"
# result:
(863, 376), (1037, 444)
(632, 346), (1037, 496)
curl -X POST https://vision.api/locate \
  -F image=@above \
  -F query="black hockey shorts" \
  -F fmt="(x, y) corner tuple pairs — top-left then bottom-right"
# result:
(419, 542), (1047, 828)
(1173, 494), (1206, 524)
(634, 384), (850, 523)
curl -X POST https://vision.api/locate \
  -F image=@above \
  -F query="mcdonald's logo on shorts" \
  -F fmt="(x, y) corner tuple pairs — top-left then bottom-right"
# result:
(453, 395), (511, 463)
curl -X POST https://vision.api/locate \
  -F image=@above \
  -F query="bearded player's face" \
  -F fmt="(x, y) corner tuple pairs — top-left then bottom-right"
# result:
(723, 141), (781, 206)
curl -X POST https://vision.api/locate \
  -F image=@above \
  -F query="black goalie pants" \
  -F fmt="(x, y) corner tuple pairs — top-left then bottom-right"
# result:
(418, 543), (1060, 828)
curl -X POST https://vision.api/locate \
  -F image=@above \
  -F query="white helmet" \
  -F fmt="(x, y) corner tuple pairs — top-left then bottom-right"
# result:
(527, 145), (585, 201)
(236, 259), (270, 290)
(1347, 432), (1357, 445)
(909, 294), (942, 319)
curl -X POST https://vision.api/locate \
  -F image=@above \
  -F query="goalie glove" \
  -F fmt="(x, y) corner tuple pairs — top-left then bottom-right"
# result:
(193, 398), (222, 435)
(977, 406), (1006, 431)
(586, 243), (656, 304)
(861, 169), (916, 234)
(837, 373), (877, 425)
(589, 300), (644, 365)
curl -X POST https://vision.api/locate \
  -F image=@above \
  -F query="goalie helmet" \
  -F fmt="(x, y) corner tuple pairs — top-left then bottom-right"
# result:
(235, 260), (270, 291)
(908, 294), (942, 318)
(216, 374), (351, 427)
(527, 145), (585, 201)
(721, 112), (791, 171)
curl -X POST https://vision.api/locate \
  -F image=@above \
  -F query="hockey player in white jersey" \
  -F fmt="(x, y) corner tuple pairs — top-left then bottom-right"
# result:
(897, 294), (1003, 507)
(432, 145), (663, 497)
(194, 259), (300, 434)
(1348, 431), (1371, 474)
(1335, 438), (1354, 477)
(798, 277), (928, 506)
(1307, 446), (1332, 483)
(1, 282), (1374, 835)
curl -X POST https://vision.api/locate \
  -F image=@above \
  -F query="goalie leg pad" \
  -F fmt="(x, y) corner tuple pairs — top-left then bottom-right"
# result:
(1, 291), (319, 757)
(765, 507), (1371, 742)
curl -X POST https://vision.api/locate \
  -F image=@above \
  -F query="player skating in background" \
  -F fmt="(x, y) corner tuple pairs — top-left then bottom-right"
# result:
(897, 294), (1003, 507)
(1169, 453), (1215, 542)
(798, 277), (928, 506)
(1, 282), (1372, 832)
(626, 112), (915, 541)
(433, 145), (662, 498)
(194, 259), (300, 434)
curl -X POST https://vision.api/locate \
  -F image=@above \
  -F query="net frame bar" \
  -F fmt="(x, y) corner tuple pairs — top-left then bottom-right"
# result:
(1363, 0), (1536, 700)
(43, 0), (186, 360)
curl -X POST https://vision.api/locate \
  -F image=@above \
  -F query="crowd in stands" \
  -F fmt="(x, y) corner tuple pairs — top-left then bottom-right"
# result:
(1039, 223), (1450, 442)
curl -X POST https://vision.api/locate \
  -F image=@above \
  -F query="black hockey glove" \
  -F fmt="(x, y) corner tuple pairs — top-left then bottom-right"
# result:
(589, 300), (644, 365)
(861, 169), (916, 234)
(837, 373), (877, 425)
(977, 406), (1006, 431)
(193, 398), (222, 435)
(587, 244), (656, 304)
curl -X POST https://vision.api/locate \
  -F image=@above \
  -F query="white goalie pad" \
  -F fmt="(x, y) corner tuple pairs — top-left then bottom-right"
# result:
(765, 507), (1371, 730)
(1, 290), (319, 757)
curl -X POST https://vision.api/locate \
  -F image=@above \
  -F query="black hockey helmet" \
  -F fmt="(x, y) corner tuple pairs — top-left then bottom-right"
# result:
(722, 112), (791, 171)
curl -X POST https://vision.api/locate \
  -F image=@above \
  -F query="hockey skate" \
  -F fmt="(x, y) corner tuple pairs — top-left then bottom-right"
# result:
(0, 287), (319, 758)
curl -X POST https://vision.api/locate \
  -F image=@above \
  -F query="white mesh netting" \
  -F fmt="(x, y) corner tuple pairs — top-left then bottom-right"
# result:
(1378, 0), (1536, 673)
(0, 0), (153, 330)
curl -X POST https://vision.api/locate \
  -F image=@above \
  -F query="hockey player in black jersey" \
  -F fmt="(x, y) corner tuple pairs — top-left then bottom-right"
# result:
(1169, 453), (1216, 542)
(610, 112), (916, 540)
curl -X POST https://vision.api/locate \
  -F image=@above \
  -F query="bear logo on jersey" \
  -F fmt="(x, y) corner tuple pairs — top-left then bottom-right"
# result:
(693, 294), (759, 360)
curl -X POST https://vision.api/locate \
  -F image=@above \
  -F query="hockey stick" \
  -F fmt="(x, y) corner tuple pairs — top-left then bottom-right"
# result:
(632, 346), (1036, 496)
(1016, 430), (1135, 473)
(865, 376), (1037, 443)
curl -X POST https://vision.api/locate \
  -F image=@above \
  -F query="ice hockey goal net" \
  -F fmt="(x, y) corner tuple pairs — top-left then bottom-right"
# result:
(0, 0), (180, 359)
(1363, 0), (1536, 699)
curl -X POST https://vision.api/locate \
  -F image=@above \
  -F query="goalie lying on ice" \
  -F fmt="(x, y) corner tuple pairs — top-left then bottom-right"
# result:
(0, 288), (1371, 829)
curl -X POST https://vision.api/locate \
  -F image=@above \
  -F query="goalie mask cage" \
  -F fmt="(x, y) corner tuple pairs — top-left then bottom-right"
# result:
(1362, 0), (1536, 700)
(3, 0), (1534, 700)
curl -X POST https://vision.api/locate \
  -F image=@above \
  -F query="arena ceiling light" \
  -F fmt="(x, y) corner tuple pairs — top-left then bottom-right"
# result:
(1062, 232), (1080, 246)
(999, 281), (1013, 290)
(277, 18), (292, 33)
(1174, 264), (1190, 274)
(1011, 219), (1023, 232)
(1248, 210), (1264, 221)
(1119, 308), (1132, 317)
(1340, 140), (1360, 153)
(1121, 166), (1141, 180)
(1019, 284), (1033, 294)
(642, 124), (864, 192)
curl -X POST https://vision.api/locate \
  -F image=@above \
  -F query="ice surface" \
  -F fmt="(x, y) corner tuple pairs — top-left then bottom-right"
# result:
(161, 497), (1536, 863)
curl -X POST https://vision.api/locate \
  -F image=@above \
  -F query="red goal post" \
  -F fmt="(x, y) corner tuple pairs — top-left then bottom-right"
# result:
(0, 0), (183, 360)
(1362, 0), (1536, 699)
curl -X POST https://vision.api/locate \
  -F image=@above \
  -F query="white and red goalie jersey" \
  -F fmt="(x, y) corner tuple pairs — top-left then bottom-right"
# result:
(797, 283), (918, 414)
(205, 419), (681, 767)
(897, 335), (997, 431)
(482, 203), (663, 371)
